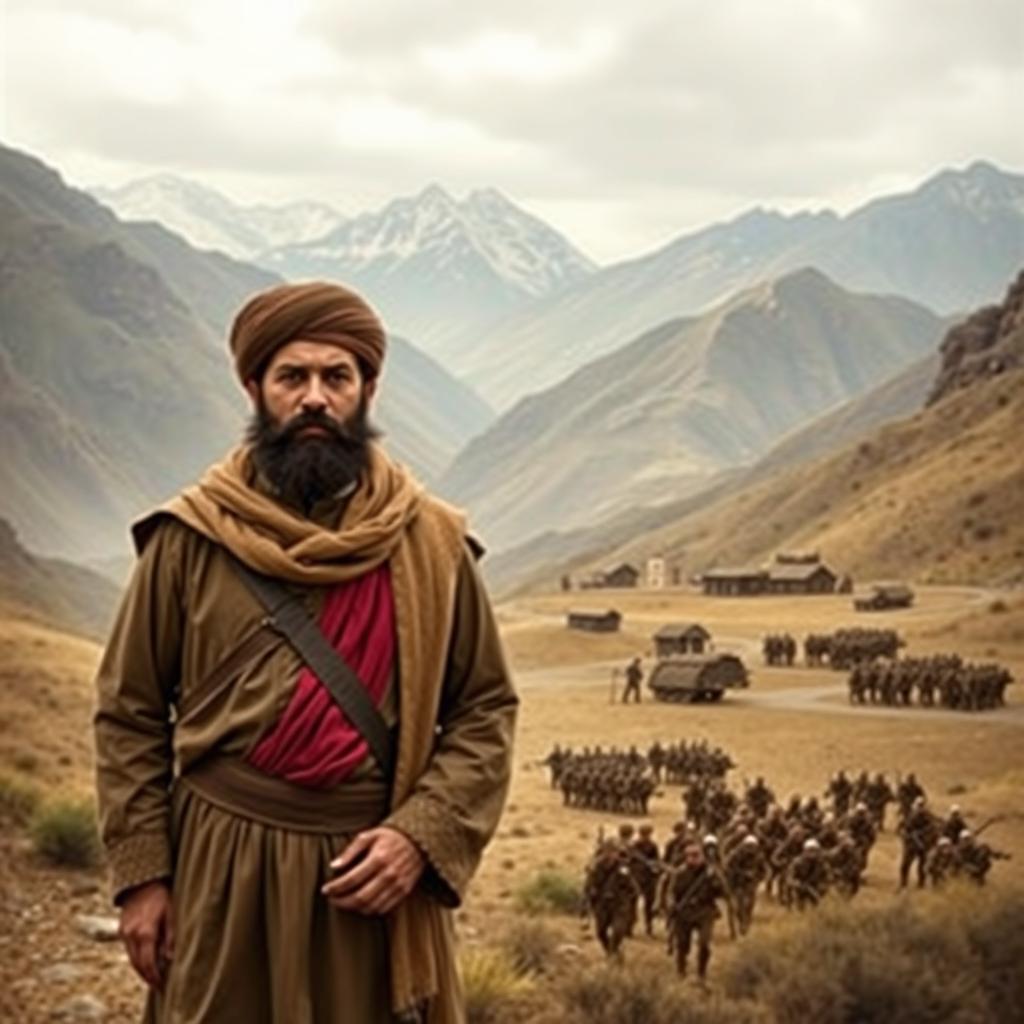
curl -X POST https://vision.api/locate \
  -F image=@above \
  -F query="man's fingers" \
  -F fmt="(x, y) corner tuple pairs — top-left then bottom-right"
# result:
(328, 872), (402, 915)
(330, 831), (375, 874)
(322, 849), (381, 897)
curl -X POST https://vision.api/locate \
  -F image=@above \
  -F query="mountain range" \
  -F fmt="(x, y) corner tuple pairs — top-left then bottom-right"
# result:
(96, 178), (599, 359)
(439, 269), (946, 550)
(485, 273), (1024, 595)
(92, 175), (346, 261)
(0, 145), (492, 560)
(448, 161), (1024, 408)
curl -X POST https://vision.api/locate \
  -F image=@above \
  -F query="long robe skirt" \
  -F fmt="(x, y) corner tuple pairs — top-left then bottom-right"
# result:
(143, 760), (395, 1024)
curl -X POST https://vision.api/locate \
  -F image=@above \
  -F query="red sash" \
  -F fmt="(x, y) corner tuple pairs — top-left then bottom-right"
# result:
(247, 564), (394, 787)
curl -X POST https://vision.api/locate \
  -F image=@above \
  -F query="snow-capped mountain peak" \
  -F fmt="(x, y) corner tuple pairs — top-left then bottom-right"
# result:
(91, 174), (346, 260)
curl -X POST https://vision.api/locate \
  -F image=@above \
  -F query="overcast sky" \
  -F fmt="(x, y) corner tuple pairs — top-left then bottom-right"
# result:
(2, 0), (1022, 261)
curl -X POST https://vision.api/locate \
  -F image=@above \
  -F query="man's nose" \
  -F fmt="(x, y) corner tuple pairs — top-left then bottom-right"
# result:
(301, 376), (328, 411)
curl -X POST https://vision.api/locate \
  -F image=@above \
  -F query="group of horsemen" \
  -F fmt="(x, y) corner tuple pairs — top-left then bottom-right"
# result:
(577, 752), (1010, 982)
(761, 629), (1014, 711)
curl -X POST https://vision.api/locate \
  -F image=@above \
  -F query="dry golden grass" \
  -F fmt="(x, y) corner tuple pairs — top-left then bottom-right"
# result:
(0, 577), (1021, 1021)
(0, 613), (100, 795)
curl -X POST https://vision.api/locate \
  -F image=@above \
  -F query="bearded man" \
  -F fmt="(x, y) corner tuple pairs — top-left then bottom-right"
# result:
(93, 281), (518, 1024)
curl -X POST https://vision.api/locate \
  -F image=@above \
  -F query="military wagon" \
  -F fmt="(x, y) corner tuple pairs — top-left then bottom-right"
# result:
(647, 654), (749, 703)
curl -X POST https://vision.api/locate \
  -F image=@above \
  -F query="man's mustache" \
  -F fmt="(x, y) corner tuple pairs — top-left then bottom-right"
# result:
(263, 409), (358, 446)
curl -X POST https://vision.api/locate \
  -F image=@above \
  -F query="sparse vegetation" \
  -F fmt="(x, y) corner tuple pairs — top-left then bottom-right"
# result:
(515, 869), (583, 915)
(461, 947), (534, 1024)
(500, 918), (559, 977)
(0, 772), (42, 825)
(721, 887), (1024, 1024)
(559, 961), (767, 1024)
(30, 796), (101, 868)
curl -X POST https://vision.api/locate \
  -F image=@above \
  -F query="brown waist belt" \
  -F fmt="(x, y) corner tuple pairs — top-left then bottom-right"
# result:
(181, 756), (390, 834)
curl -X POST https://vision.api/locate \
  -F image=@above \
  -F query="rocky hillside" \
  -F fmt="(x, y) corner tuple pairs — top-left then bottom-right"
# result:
(441, 269), (944, 551)
(0, 144), (493, 560)
(0, 519), (119, 640)
(927, 268), (1024, 404)
(501, 275), (1024, 594)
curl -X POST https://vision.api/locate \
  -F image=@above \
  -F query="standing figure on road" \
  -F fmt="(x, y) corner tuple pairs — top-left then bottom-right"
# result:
(93, 281), (519, 1024)
(622, 656), (644, 703)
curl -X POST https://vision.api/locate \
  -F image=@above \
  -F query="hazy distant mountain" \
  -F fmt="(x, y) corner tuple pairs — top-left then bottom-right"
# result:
(491, 273), (1024, 595)
(259, 183), (598, 355)
(0, 145), (493, 559)
(439, 269), (944, 551)
(93, 175), (346, 261)
(454, 161), (1024, 409)
(0, 518), (120, 639)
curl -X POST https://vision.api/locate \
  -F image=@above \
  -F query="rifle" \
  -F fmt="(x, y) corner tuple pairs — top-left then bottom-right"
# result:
(972, 815), (1006, 840)
(714, 864), (739, 939)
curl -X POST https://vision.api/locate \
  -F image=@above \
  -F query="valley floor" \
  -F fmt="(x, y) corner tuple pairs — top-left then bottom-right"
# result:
(1, 584), (1022, 1021)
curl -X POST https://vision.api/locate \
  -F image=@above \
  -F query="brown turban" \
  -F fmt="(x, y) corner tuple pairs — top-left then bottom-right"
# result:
(229, 281), (387, 385)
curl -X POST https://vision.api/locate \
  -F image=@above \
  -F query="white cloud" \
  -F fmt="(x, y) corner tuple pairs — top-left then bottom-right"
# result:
(2, 0), (1022, 261)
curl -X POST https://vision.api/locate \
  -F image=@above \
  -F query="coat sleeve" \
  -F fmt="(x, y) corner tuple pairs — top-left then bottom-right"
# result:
(93, 520), (187, 905)
(383, 546), (518, 906)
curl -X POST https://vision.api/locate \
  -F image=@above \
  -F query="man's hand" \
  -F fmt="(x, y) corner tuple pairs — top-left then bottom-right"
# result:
(119, 880), (174, 990)
(321, 827), (425, 916)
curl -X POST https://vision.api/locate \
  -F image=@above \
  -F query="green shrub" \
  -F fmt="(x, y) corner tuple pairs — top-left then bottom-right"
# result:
(30, 797), (101, 868)
(0, 773), (42, 825)
(461, 947), (533, 1024)
(515, 869), (583, 915)
(500, 917), (559, 976)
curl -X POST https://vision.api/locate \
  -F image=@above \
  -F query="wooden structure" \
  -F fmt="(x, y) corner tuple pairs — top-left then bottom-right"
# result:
(646, 556), (666, 590)
(701, 568), (768, 596)
(567, 609), (622, 633)
(703, 556), (839, 596)
(602, 563), (641, 588)
(653, 623), (711, 657)
(766, 562), (838, 594)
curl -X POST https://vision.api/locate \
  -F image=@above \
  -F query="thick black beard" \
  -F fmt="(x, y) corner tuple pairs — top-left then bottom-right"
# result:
(246, 397), (379, 515)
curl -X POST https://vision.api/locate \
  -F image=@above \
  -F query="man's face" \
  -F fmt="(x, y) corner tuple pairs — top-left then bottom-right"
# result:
(247, 340), (376, 430)
(244, 340), (380, 513)
(684, 844), (704, 868)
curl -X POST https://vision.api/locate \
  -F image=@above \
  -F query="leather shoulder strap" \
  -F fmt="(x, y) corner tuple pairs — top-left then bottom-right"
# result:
(226, 555), (396, 778)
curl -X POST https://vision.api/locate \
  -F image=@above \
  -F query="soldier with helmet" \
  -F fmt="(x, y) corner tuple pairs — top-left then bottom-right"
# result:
(665, 841), (727, 982)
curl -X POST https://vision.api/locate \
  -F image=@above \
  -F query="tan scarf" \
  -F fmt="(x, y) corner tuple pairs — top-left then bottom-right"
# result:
(141, 443), (469, 1023)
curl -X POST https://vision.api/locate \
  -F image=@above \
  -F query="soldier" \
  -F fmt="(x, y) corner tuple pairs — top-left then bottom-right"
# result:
(826, 770), (854, 818)
(631, 824), (662, 937)
(942, 804), (968, 843)
(898, 796), (938, 889)
(786, 838), (832, 910)
(622, 656), (644, 704)
(896, 772), (926, 824)
(584, 839), (640, 958)
(771, 823), (807, 906)
(725, 834), (767, 934)
(926, 837), (959, 887)
(663, 820), (691, 867)
(865, 773), (895, 831)
(647, 741), (666, 783)
(543, 743), (565, 789)
(828, 834), (863, 897)
(745, 775), (775, 819)
(665, 841), (727, 981)
(783, 633), (797, 667)
(845, 802), (877, 870)
(955, 829), (1011, 886)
